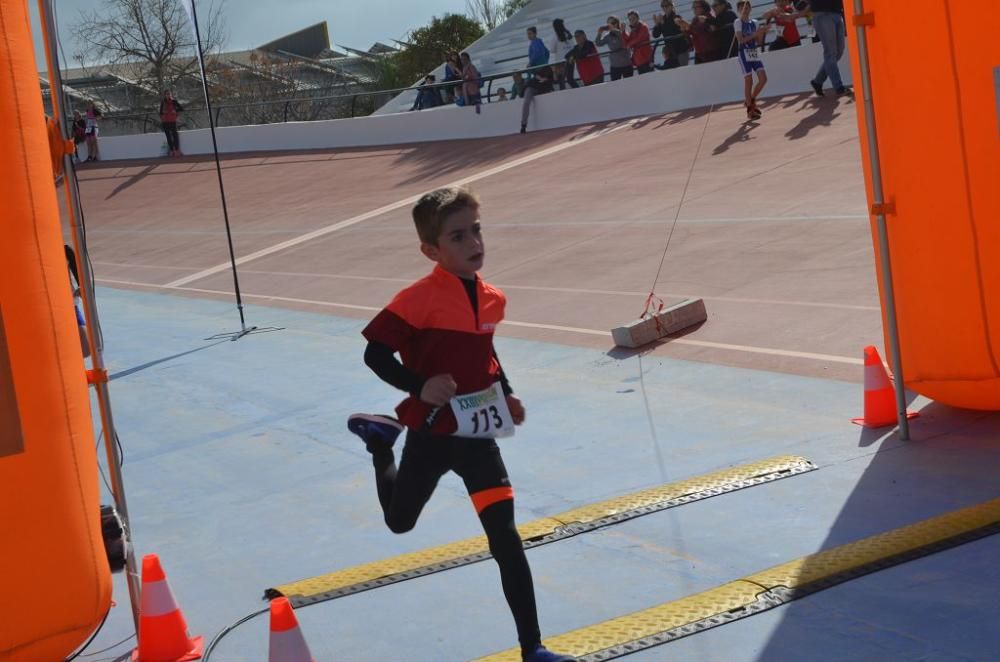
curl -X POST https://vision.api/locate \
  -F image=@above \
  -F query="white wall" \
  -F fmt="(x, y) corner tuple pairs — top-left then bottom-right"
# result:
(98, 43), (851, 162)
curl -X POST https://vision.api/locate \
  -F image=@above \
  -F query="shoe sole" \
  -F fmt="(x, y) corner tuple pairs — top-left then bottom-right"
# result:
(347, 413), (404, 438)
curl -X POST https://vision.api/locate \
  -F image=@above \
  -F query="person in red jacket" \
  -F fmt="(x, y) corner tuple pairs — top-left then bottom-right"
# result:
(623, 10), (655, 74)
(347, 187), (576, 662)
(565, 29), (605, 85)
(159, 90), (184, 157)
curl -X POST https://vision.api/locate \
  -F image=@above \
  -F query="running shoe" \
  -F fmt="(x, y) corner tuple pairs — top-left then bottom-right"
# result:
(810, 79), (824, 97)
(347, 413), (404, 454)
(523, 645), (577, 662)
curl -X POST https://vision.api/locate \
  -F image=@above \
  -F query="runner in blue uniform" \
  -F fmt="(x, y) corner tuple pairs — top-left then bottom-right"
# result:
(734, 0), (769, 119)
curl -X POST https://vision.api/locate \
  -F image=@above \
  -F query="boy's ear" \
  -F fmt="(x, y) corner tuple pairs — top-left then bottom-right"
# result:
(420, 242), (439, 261)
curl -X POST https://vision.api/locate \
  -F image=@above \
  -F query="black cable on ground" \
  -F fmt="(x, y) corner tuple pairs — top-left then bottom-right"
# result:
(202, 607), (270, 661)
(64, 608), (110, 661)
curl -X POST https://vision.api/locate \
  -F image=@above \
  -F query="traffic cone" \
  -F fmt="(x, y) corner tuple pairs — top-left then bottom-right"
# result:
(132, 555), (203, 661)
(268, 597), (314, 662)
(852, 346), (918, 428)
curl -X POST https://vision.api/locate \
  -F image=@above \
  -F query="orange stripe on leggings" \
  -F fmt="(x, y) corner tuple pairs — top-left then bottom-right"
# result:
(471, 486), (514, 513)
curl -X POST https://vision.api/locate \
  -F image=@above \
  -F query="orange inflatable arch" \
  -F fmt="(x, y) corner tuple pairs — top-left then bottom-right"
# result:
(1, 0), (112, 659)
(848, 0), (1000, 410)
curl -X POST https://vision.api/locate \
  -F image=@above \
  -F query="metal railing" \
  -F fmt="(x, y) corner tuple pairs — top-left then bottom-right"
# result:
(93, 3), (815, 137)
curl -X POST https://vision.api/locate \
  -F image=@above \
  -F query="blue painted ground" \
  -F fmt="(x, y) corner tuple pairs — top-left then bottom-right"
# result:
(86, 287), (1000, 662)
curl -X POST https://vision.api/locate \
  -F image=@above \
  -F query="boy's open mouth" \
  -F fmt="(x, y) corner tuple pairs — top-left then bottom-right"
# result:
(469, 253), (484, 262)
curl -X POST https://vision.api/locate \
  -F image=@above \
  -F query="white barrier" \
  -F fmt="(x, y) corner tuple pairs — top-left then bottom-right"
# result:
(98, 43), (851, 162)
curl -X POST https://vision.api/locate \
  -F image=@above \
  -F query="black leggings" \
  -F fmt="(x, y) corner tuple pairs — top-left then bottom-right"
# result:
(372, 431), (541, 653)
(162, 122), (180, 151)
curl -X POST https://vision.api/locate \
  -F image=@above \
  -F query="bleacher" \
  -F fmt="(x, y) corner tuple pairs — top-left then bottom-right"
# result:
(376, 0), (804, 115)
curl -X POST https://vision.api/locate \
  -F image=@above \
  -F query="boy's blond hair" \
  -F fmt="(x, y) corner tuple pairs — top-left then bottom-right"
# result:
(412, 186), (480, 245)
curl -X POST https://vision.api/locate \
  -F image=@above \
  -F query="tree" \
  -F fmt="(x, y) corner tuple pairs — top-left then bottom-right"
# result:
(391, 13), (485, 87)
(502, 0), (532, 19)
(466, 0), (532, 30)
(466, 0), (504, 30)
(74, 0), (227, 97)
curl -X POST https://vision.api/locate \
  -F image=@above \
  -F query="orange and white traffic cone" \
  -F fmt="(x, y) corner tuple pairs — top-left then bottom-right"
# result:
(268, 597), (314, 662)
(852, 346), (918, 428)
(132, 555), (203, 661)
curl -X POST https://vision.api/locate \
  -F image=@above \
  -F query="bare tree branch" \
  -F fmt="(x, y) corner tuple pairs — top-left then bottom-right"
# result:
(74, 0), (227, 94)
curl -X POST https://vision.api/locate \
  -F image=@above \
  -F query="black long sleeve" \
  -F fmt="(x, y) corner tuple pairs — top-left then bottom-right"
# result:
(364, 341), (425, 396)
(493, 348), (513, 396)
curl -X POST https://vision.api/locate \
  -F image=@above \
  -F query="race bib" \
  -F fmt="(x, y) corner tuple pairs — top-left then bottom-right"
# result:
(745, 47), (760, 62)
(450, 382), (515, 439)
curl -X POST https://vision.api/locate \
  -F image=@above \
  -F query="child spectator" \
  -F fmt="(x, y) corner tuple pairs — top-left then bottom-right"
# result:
(347, 187), (576, 662)
(496, 87), (509, 102)
(652, 1), (691, 67)
(549, 19), (575, 89)
(655, 44), (679, 70)
(623, 10), (655, 74)
(566, 30), (605, 85)
(734, 0), (768, 119)
(596, 16), (632, 80)
(527, 27), (550, 67)
(520, 66), (554, 133)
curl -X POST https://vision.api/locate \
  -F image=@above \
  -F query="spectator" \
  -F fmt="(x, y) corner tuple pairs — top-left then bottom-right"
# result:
(71, 110), (86, 161)
(655, 44), (679, 70)
(566, 29), (605, 85)
(458, 52), (482, 112)
(443, 51), (462, 102)
(549, 19), (576, 89)
(623, 10), (655, 75)
(520, 66), (554, 133)
(764, 1), (804, 50)
(496, 87), (509, 102)
(712, 1), (739, 58)
(159, 89), (184, 157)
(652, 1), (691, 67)
(527, 27), (550, 67)
(677, 1), (721, 64)
(410, 75), (443, 111)
(509, 71), (526, 99)
(597, 16), (632, 80)
(734, 0), (769, 119)
(807, 0), (849, 95)
(83, 101), (101, 162)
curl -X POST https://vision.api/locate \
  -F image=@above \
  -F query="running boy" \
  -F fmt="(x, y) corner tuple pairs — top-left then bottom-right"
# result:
(348, 187), (575, 662)
(734, 0), (769, 119)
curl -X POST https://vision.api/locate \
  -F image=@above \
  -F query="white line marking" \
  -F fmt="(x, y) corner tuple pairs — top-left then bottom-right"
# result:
(501, 320), (863, 365)
(83, 214), (868, 236)
(163, 120), (642, 289)
(95, 278), (862, 365)
(231, 270), (880, 312)
(102, 267), (879, 312)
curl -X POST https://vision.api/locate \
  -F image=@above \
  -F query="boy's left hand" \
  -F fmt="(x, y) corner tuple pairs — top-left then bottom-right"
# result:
(506, 395), (526, 425)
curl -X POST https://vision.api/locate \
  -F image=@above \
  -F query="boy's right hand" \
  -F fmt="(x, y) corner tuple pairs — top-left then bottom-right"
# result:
(421, 374), (457, 406)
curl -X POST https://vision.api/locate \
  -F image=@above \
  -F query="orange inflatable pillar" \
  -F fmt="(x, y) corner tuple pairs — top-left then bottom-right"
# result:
(0, 0), (112, 659)
(847, 1), (1000, 410)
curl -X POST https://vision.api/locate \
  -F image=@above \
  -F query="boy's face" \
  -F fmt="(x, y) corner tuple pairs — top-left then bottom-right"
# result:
(421, 205), (484, 278)
(739, 3), (751, 18)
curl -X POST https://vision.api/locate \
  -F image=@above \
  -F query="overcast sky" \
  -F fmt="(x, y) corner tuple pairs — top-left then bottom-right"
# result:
(31, 0), (470, 68)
